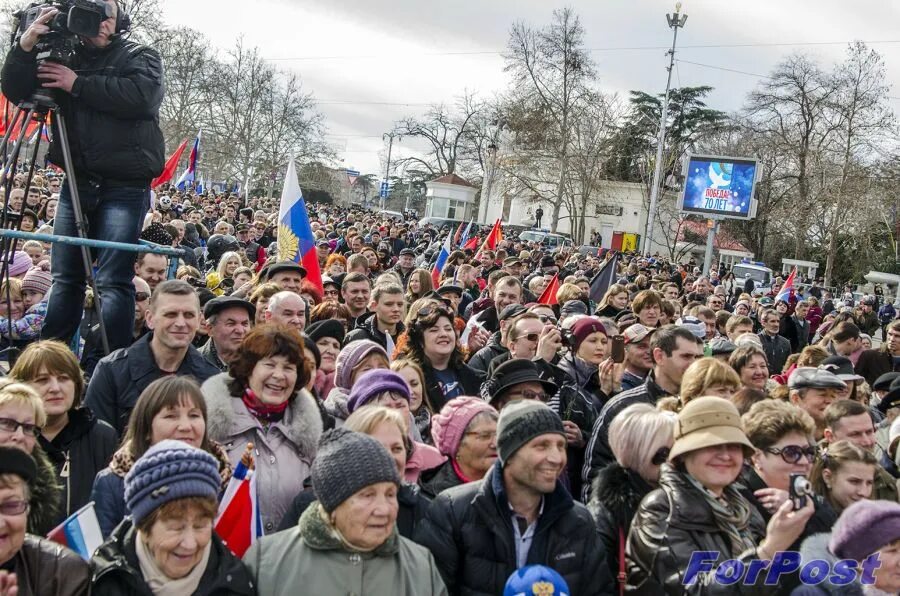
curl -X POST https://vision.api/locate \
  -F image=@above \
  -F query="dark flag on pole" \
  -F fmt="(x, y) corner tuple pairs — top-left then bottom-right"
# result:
(589, 253), (619, 303)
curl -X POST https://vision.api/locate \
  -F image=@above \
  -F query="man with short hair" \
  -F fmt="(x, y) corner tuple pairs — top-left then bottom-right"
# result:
(468, 304), (527, 374)
(726, 314), (755, 342)
(621, 324), (653, 391)
(823, 399), (898, 500)
(788, 367), (846, 440)
(857, 320), (900, 386)
(340, 271), (372, 326)
(84, 280), (220, 435)
(200, 296), (254, 372)
(471, 276), (523, 334)
(416, 400), (611, 595)
(782, 299), (811, 353)
(265, 291), (307, 331)
(759, 307), (791, 375)
(345, 284), (405, 354)
(582, 325), (704, 499)
(391, 248), (416, 290)
(134, 252), (168, 292)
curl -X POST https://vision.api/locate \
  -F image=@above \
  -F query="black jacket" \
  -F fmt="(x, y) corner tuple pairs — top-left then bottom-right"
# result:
(344, 313), (405, 353)
(421, 360), (484, 412)
(8, 535), (91, 596)
(90, 521), (256, 596)
(758, 331), (792, 375)
(627, 465), (768, 595)
(37, 406), (117, 526)
(418, 459), (465, 499)
(467, 331), (506, 374)
(415, 464), (614, 596)
(84, 333), (221, 435)
(1, 37), (164, 184)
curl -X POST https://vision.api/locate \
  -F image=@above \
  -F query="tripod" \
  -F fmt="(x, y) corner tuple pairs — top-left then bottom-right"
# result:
(0, 89), (110, 357)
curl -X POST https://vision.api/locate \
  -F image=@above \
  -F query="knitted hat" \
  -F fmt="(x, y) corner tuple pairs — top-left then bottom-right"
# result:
(431, 397), (497, 458)
(346, 369), (411, 413)
(677, 316), (706, 340)
(496, 400), (565, 465)
(306, 319), (346, 346)
(570, 317), (607, 352)
(829, 499), (900, 561)
(124, 440), (221, 526)
(140, 222), (173, 246)
(334, 340), (388, 389)
(5, 251), (31, 277)
(0, 446), (36, 483)
(311, 428), (400, 513)
(22, 265), (52, 296)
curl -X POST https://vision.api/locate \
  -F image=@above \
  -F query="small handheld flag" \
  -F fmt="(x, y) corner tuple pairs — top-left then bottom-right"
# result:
(775, 267), (797, 304)
(175, 130), (201, 191)
(216, 443), (261, 557)
(538, 273), (560, 305)
(588, 253), (619, 303)
(278, 157), (323, 291)
(431, 233), (453, 287)
(46, 502), (103, 561)
(151, 138), (188, 189)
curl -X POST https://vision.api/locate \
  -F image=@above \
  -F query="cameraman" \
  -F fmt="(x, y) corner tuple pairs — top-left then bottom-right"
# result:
(1, 1), (164, 353)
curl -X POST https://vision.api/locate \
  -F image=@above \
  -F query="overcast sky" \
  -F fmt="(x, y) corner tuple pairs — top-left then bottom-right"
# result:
(160, 0), (900, 177)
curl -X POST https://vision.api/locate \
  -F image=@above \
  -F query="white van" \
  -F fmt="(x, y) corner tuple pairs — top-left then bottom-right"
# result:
(732, 261), (774, 293)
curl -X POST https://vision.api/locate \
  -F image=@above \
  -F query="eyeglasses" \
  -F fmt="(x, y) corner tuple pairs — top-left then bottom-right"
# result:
(763, 444), (816, 464)
(323, 289), (339, 297)
(465, 430), (496, 442)
(513, 332), (540, 343)
(135, 291), (150, 302)
(0, 417), (42, 437)
(506, 389), (549, 402)
(0, 500), (28, 516)
(651, 446), (670, 465)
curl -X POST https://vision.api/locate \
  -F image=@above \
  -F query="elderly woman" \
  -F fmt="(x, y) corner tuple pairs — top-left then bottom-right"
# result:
(278, 406), (431, 539)
(0, 447), (91, 596)
(92, 376), (232, 537)
(0, 381), (61, 536)
(203, 324), (323, 534)
(418, 397), (498, 499)
(323, 340), (390, 424)
(346, 369), (445, 481)
(90, 441), (255, 595)
(729, 345), (771, 393)
(588, 403), (674, 592)
(11, 341), (117, 527)
(244, 428), (447, 595)
(678, 357), (742, 406)
(395, 300), (483, 412)
(627, 396), (815, 594)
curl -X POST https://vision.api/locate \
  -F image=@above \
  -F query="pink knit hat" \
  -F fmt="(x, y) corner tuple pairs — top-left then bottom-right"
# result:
(430, 396), (497, 458)
(5, 251), (31, 277)
(22, 265), (52, 296)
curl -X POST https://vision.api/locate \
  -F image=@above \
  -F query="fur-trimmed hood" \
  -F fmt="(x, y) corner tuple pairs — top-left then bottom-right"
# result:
(202, 372), (323, 458)
(588, 462), (652, 537)
(28, 444), (61, 536)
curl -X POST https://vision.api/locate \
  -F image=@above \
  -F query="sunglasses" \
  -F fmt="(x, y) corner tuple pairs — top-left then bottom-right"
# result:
(651, 446), (670, 465)
(538, 314), (558, 324)
(417, 304), (454, 319)
(0, 417), (42, 437)
(514, 332), (541, 343)
(763, 444), (816, 464)
(135, 291), (150, 302)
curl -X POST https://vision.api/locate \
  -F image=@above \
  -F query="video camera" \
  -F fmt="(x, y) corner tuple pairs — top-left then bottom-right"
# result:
(16, 0), (114, 64)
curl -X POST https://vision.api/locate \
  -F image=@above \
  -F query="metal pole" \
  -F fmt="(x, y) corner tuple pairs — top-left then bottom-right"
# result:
(642, 4), (687, 256)
(0, 230), (185, 256)
(702, 219), (719, 277)
(382, 131), (399, 211)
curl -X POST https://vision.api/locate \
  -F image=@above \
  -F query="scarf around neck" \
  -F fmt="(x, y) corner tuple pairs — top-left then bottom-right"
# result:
(685, 472), (757, 555)
(242, 387), (288, 423)
(135, 530), (211, 596)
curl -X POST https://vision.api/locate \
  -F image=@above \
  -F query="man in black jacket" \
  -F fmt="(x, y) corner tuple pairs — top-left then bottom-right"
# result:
(416, 400), (613, 595)
(2, 2), (164, 353)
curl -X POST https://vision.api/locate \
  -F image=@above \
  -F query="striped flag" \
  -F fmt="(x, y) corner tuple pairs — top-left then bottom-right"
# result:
(151, 139), (188, 189)
(775, 267), (797, 304)
(175, 130), (201, 190)
(459, 220), (474, 247)
(215, 448), (261, 557)
(278, 157), (323, 292)
(46, 502), (103, 561)
(431, 233), (453, 287)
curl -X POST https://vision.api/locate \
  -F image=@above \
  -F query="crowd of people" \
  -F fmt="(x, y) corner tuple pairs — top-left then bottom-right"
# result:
(3, 171), (900, 595)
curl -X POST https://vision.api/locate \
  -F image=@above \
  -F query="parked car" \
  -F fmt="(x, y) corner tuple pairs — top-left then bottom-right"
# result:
(518, 229), (574, 249)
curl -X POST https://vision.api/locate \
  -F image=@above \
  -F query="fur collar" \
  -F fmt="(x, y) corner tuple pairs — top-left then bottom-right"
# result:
(108, 440), (234, 489)
(798, 533), (864, 595)
(202, 373), (323, 458)
(28, 444), (61, 536)
(588, 463), (652, 533)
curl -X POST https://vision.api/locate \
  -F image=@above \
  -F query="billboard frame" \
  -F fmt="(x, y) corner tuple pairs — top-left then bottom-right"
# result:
(677, 153), (761, 221)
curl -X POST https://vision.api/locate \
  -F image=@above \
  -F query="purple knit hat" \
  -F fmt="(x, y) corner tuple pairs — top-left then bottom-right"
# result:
(346, 369), (411, 413)
(5, 251), (31, 277)
(829, 499), (900, 561)
(430, 397), (497, 458)
(334, 340), (389, 390)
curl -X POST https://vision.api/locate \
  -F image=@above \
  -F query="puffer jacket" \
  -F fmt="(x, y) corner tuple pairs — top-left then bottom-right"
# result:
(202, 373), (323, 534)
(1, 37), (164, 183)
(415, 464), (613, 596)
(90, 521), (255, 596)
(38, 406), (117, 526)
(245, 502), (447, 596)
(418, 459), (465, 499)
(91, 440), (233, 537)
(467, 332), (506, 374)
(627, 465), (768, 595)
(7, 535), (91, 596)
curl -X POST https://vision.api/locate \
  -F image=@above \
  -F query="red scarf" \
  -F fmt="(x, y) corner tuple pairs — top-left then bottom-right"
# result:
(242, 388), (288, 423)
(451, 458), (472, 484)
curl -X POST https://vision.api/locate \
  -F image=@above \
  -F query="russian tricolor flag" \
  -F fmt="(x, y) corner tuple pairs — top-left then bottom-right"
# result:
(277, 157), (323, 292)
(175, 129), (201, 191)
(775, 266), (797, 304)
(215, 458), (261, 557)
(431, 232), (453, 287)
(46, 502), (103, 560)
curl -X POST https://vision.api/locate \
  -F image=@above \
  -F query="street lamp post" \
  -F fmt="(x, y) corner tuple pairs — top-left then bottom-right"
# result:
(382, 131), (401, 211)
(642, 3), (687, 256)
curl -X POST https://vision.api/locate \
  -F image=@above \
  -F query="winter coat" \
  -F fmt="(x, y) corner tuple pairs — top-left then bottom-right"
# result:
(587, 463), (653, 587)
(344, 313), (405, 353)
(38, 406), (117, 526)
(415, 464), (614, 596)
(91, 440), (233, 537)
(857, 348), (900, 387)
(759, 331), (792, 375)
(85, 333), (221, 435)
(467, 332), (507, 374)
(6, 535), (91, 596)
(244, 502), (447, 596)
(90, 521), (256, 596)
(277, 482), (430, 539)
(627, 465), (767, 595)
(28, 444), (61, 537)
(550, 354), (600, 496)
(789, 533), (865, 595)
(418, 459), (465, 499)
(203, 373), (323, 534)
(323, 385), (350, 425)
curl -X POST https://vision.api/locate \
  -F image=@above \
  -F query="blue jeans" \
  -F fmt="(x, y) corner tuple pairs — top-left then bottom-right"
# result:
(41, 183), (149, 352)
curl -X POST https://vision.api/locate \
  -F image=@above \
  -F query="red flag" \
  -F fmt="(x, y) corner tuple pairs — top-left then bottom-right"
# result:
(151, 139), (189, 189)
(453, 221), (465, 247)
(538, 273), (560, 305)
(485, 218), (503, 249)
(462, 236), (479, 251)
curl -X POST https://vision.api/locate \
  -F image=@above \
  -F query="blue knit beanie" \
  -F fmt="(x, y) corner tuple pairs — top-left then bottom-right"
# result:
(346, 369), (411, 413)
(124, 440), (221, 526)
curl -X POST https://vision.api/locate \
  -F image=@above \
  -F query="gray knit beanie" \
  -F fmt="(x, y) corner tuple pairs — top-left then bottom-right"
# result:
(496, 400), (565, 465)
(311, 428), (400, 512)
(124, 440), (221, 526)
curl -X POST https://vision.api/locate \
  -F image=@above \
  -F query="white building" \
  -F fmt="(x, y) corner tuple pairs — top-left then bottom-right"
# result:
(424, 174), (477, 221)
